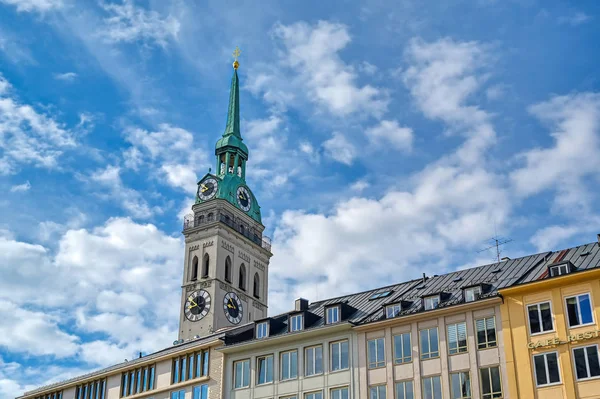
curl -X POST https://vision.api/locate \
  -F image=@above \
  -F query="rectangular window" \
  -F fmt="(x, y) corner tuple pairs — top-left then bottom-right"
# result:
(331, 387), (349, 399)
(256, 322), (269, 339)
(34, 391), (64, 399)
(192, 384), (209, 399)
(527, 301), (554, 334)
(533, 352), (561, 386)
(305, 345), (323, 376)
(327, 306), (340, 324)
(387, 304), (401, 318)
(393, 333), (412, 364)
(121, 365), (154, 397)
(566, 293), (594, 327)
(233, 359), (250, 389)
(447, 322), (468, 355)
(171, 390), (185, 399)
(475, 317), (497, 349)
(420, 327), (439, 359)
(290, 314), (303, 332)
(395, 381), (414, 399)
(424, 295), (440, 310)
(257, 355), (274, 385)
(331, 340), (349, 371)
(480, 366), (502, 399)
(77, 379), (106, 399)
(305, 392), (323, 399)
(574, 344), (600, 380)
(451, 371), (471, 399)
(464, 286), (481, 303)
(422, 376), (442, 399)
(369, 385), (387, 399)
(368, 337), (386, 368)
(280, 350), (298, 380)
(171, 351), (207, 385)
(549, 264), (569, 277)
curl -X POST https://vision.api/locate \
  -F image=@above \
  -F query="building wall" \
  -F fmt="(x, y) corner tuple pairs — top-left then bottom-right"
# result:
(356, 302), (509, 399)
(501, 269), (600, 399)
(222, 329), (359, 399)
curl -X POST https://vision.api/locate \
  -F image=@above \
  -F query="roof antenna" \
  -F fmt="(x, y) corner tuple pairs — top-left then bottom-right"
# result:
(477, 224), (513, 263)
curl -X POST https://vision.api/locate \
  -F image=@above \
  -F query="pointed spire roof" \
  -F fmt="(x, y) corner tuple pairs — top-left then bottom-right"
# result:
(216, 53), (248, 156)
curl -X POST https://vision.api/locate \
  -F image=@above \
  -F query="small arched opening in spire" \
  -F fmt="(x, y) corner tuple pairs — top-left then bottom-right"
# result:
(239, 264), (246, 291)
(191, 255), (198, 281)
(225, 256), (232, 283)
(202, 254), (210, 278)
(253, 273), (260, 299)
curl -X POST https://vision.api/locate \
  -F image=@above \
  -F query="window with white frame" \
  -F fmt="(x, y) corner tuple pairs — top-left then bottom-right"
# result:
(233, 359), (250, 389)
(422, 376), (442, 399)
(549, 264), (569, 277)
(420, 327), (439, 359)
(393, 333), (411, 364)
(326, 306), (340, 324)
(566, 293), (594, 327)
(395, 381), (414, 399)
(305, 391), (323, 399)
(475, 317), (497, 349)
(256, 322), (269, 339)
(480, 366), (502, 399)
(573, 344), (600, 380)
(290, 314), (303, 332)
(369, 385), (386, 399)
(368, 337), (385, 368)
(450, 371), (471, 399)
(447, 322), (468, 355)
(305, 345), (323, 376)
(386, 304), (401, 318)
(256, 355), (273, 385)
(331, 387), (349, 399)
(331, 340), (349, 371)
(464, 286), (481, 303)
(527, 301), (554, 334)
(533, 352), (561, 386)
(280, 350), (298, 380)
(424, 295), (440, 310)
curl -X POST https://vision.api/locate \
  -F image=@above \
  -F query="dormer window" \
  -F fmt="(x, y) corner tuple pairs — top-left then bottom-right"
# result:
(326, 306), (340, 324)
(549, 264), (569, 277)
(424, 295), (440, 310)
(256, 322), (269, 339)
(386, 303), (401, 318)
(464, 286), (482, 303)
(290, 314), (303, 332)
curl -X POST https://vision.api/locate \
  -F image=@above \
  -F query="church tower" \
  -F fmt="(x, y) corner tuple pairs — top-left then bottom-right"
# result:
(178, 51), (272, 340)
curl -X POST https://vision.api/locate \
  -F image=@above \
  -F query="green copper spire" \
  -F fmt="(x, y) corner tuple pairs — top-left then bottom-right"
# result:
(224, 66), (241, 137)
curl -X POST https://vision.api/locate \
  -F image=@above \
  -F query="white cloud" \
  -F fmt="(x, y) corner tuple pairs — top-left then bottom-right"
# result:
(100, 0), (180, 47)
(268, 21), (388, 118)
(530, 225), (581, 252)
(511, 92), (600, 212)
(558, 12), (591, 26)
(0, 0), (63, 13)
(0, 74), (76, 175)
(350, 179), (369, 192)
(366, 120), (413, 152)
(54, 72), (78, 82)
(161, 164), (197, 194)
(9, 180), (30, 192)
(323, 132), (356, 165)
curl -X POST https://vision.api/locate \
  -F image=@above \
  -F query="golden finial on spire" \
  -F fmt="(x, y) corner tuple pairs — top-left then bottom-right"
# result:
(232, 46), (241, 69)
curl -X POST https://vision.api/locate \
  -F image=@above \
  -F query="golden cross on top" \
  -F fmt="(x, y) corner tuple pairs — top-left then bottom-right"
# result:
(233, 46), (241, 61)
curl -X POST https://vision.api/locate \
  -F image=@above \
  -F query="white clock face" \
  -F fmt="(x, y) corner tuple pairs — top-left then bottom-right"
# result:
(236, 186), (252, 212)
(198, 178), (218, 201)
(223, 292), (244, 324)
(185, 290), (211, 322)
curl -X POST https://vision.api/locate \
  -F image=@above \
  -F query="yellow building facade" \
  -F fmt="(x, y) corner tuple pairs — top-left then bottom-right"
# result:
(501, 267), (600, 399)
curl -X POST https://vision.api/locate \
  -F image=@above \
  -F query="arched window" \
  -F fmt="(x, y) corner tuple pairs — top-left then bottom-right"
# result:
(202, 254), (209, 278)
(239, 264), (246, 291)
(253, 273), (260, 298)
(225, 256), (232, 283)
(207, 213), (213, 222)
(191, 256), (198, 280)
(199, 215), (205, 224)
(240, 224), (245, 236)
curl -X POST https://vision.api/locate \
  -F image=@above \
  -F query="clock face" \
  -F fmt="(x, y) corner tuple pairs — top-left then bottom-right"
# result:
(236, 186), (252, 212)
(198, 178), (218, 201)
(223, 292), (244, 324)
(184, 290), (211, 322)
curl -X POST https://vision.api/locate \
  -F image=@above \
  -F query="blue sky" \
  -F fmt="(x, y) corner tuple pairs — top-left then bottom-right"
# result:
(1, 0), (599, 396)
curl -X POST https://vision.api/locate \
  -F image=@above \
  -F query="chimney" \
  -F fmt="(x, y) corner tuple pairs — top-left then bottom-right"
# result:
(597, 234), (600, 244)
(295, 298), (309, 311)
(422, 273), (427, 284)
